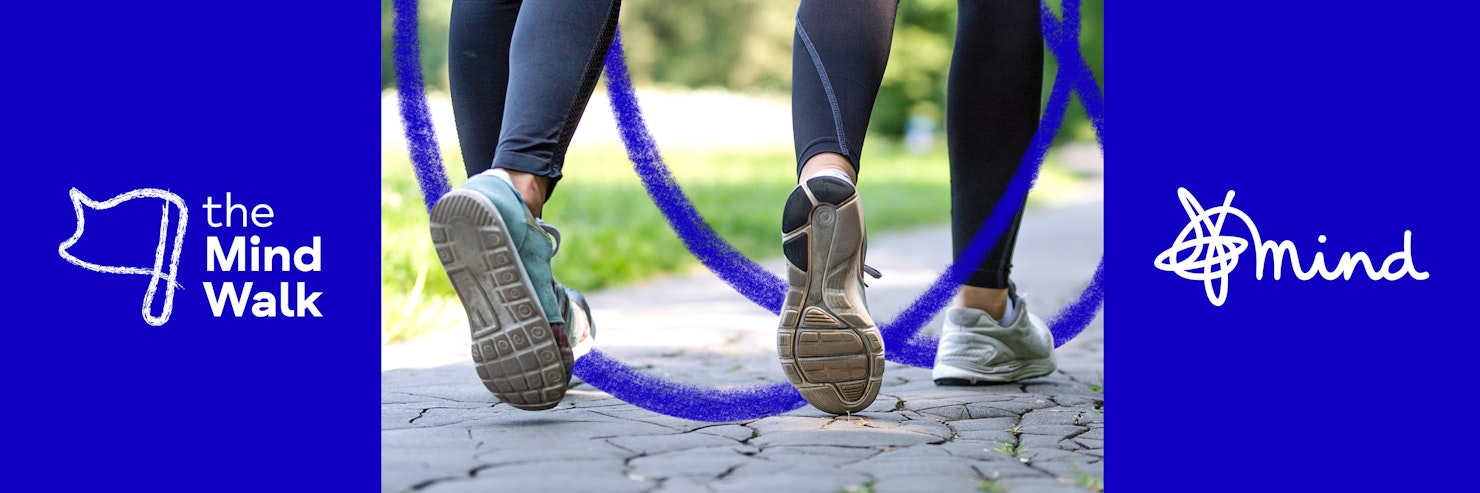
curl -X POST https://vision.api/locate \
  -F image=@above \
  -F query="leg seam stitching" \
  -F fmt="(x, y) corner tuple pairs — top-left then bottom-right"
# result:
(795, 18), (850, 160)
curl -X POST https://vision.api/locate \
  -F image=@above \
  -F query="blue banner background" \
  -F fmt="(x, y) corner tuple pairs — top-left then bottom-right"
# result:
(3, 2), (380, 490)
(1116, 2), (1476, 490)
(2, 0), (1474, 490)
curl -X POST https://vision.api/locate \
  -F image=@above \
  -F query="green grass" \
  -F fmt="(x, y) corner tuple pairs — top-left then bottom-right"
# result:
(383, 141), (1088, 343)
(979, 479), (1006, 493)
(993, 442), (1027, 457)
(1073, 472), (1104, 492)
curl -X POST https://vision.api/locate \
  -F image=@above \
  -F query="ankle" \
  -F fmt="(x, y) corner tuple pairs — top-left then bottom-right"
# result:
(799, 153), (857, 184)
(959, 286), (1011, 321)
(488, 168), (549, 217)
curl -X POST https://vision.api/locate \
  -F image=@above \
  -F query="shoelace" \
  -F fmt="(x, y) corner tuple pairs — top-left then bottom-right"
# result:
(536, 218), (562, 257)
(862, 264), (882, 287)
(861, 232), (881, 285)
(537, 218), (577, 341)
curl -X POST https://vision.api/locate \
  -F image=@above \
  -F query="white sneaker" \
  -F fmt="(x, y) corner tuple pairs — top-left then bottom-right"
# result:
(933, 293), (1056, 385)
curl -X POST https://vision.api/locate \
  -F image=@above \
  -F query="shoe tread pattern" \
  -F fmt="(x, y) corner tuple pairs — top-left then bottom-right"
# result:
(778, 180), (884, 414)
(431, 190), (567, 411)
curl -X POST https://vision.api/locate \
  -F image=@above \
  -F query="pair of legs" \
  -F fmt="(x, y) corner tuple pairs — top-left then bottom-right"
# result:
(791, 0), (1042, 318)
(777, 0), (1051, 412)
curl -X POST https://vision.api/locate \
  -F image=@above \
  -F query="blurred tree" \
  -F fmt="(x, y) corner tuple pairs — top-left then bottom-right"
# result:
(382, 0), (453, 91)
(620, 0), (794, 91)
(1058, 0), (1103, 141)
(381, 0), (1102, 141)
(874, 0), (957, 137)
(874, 0), (1105, 140)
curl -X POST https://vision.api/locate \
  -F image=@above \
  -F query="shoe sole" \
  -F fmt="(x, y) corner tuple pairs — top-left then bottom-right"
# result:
(778, 182), (885, 414)
(932, 359), (1057, 386)
(430, 190), (569, 411)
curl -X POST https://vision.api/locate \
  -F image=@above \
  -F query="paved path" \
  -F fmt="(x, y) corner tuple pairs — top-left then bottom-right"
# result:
(383, 200), (1104, 493)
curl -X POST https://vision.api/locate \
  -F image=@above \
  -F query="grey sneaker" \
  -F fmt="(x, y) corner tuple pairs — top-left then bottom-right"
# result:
(777, 176), (885, 414)
(933, 291), (1056, 385)
(430, 174), (593, 410)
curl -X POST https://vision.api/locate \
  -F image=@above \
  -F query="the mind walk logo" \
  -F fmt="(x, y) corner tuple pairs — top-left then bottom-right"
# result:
(58, 189), (326, 326)
(1154, 187), (1429, 306)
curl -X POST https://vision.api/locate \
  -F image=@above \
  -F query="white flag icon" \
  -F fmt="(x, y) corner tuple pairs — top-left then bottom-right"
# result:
(58, 188), (188, 326)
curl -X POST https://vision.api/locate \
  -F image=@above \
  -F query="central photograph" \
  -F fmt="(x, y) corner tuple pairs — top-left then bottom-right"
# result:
(381, 1), (1104, 491)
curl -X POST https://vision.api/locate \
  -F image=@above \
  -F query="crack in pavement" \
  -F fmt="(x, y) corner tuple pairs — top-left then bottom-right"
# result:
(384, 391), (493, 405)
(406, 406), (488, 425)
(739, 424), (759, 445)
(409, 408), (429, 424)
(407, 475), (463, 492)
(714, 463), (742, 480)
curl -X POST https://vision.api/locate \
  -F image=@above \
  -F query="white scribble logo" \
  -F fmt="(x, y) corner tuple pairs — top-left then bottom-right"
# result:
(58, 188), (188, 325)
(1154, 187), (1428, 306)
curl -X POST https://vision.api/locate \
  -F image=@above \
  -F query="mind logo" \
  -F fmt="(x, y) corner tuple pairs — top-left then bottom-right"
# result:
(57, 188), (188, 326)
(1153, 187), (1429, 306)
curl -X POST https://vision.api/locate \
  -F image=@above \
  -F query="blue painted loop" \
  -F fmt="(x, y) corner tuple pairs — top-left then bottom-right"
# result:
(393, 0), (1103, 421)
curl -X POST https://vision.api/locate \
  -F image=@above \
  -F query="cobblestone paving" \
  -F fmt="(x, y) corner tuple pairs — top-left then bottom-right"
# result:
(384, 201), (1103, 492)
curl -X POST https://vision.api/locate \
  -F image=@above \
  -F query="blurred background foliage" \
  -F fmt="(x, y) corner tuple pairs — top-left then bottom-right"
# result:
(380, 0), (1103, 343)
(381, 0), (1102, 141)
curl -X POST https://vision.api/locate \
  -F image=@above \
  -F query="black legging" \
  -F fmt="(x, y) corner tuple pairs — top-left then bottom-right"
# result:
(793, 0), (1042, 290)
(449, 0), (620, 198)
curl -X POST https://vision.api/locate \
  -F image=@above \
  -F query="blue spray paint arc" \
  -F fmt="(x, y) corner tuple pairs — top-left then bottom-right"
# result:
(392, 0), (1104, 421)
